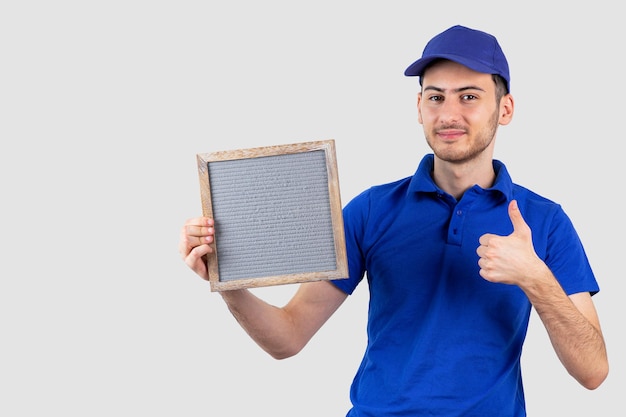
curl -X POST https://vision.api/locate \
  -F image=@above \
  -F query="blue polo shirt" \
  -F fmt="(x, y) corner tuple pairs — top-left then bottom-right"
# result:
(332, 154), (599, 417)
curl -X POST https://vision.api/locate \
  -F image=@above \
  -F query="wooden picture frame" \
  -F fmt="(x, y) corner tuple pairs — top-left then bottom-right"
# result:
(196, 139), (348, 292)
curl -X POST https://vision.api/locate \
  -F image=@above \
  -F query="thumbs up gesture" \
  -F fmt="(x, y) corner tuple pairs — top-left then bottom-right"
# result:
(477, 200), (545, 286)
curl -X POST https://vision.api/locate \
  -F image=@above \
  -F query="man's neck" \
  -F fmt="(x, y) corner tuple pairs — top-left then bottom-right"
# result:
(431, 154), (496, 200)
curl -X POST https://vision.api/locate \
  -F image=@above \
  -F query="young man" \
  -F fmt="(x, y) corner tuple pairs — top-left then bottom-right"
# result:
(179, 25), (608, 416)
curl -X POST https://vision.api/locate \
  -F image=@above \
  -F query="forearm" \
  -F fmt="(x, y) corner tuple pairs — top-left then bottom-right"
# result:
(523, 267), (608, 389)
(220, 289), (303, 359)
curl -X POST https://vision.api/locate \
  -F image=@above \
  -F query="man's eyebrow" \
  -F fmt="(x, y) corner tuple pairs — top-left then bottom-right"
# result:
(423, 85), (487, 93)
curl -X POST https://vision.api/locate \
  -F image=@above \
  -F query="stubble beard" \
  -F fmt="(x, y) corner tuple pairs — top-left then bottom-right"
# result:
(425, 109), (500, 164)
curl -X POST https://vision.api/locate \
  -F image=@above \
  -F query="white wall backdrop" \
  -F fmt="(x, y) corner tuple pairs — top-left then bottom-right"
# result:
(1, 1), (622, 415)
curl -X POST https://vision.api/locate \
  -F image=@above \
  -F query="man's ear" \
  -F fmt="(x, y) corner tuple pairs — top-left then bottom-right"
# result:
(417, 93), (423, 124)
(499, 94), (514, 126)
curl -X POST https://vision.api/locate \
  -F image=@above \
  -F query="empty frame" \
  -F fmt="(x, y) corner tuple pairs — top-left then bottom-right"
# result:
(196, 139), (348, 291)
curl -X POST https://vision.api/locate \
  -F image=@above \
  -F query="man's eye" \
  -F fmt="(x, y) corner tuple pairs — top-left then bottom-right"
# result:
(428, 95), (443, 102)
(462, 94), (477, 101)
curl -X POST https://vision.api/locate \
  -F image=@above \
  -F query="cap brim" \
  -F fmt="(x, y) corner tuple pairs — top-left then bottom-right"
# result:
(404, 54), (499, 77)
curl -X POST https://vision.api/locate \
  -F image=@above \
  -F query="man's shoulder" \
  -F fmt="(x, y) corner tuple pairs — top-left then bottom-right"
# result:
(512, 183), (561, 207)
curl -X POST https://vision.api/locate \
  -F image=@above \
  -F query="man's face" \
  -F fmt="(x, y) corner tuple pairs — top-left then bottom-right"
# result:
(417, 60), (506, 164)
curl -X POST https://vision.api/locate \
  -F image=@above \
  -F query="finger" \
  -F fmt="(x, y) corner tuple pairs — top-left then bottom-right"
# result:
(179, 233), (214, 260)
(478, 233), (496, 246)
(179, 219), (215, 258)
(508, 200), (529, 234)
(188, 242), (213, 262)
(184, 216), (214, 228)
(185, 244), (212, 280)
(182, 217), (215, 240)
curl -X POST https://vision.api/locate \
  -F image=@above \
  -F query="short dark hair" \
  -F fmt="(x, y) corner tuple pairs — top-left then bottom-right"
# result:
(492, 74), (508, 102)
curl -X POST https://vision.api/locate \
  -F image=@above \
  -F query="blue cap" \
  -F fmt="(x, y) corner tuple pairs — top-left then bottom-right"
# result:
(404, 25), (510, 92)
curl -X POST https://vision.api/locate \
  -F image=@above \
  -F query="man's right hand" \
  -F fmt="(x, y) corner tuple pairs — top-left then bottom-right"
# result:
(179, 217), (215, 281)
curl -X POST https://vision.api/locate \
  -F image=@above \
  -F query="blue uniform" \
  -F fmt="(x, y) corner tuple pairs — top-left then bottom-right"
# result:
(332, 154), (599, 417)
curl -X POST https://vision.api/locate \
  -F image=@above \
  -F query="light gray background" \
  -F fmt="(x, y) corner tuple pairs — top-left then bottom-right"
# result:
(1, 1), (622, 416)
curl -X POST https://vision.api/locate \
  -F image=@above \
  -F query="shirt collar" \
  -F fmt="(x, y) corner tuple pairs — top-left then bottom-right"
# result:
(408, 154), (513, 200)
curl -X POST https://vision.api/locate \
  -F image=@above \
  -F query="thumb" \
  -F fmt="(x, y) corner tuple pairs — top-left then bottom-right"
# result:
(508, 199), (529, 234)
